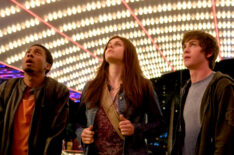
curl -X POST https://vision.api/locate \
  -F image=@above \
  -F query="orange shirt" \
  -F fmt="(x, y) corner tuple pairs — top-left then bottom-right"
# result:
(12, 90), (35, 155)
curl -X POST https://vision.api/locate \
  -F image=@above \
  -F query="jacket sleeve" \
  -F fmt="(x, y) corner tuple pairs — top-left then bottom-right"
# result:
(74, 83), (89, 145)
(0, 81), (7, 142)
(44, 86), (70, 155)
(133, 81), (166, 138)
(75, 101), (86, 145)
(214, 78), (234, 155)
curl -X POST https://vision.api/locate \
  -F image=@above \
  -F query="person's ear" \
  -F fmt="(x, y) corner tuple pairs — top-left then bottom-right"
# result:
(206, 52), (213, 58)
(45, 63), (52, 71)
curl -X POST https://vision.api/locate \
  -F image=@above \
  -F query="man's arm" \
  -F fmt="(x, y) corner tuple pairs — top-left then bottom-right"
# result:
(214, 79), (234, 155)
(44, 85), (70, 155)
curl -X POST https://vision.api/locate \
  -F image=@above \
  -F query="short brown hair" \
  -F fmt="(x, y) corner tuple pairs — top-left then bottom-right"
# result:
(182, 30), (219, 69)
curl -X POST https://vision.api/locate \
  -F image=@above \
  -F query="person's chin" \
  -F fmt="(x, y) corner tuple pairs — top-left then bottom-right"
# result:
(23, 68), (34, 73)
(183, 62), (190, 68)
(106, 57), (122, 64)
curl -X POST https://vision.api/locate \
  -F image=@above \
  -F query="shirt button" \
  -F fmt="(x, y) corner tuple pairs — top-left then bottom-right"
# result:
(119, 96), (123, 100)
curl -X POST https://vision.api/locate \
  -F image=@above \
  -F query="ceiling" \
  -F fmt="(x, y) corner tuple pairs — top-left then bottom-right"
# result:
(0, 0), (233, 91)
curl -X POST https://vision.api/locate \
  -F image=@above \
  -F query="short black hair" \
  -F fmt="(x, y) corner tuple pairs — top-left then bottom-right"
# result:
(31, 44), (53, 73)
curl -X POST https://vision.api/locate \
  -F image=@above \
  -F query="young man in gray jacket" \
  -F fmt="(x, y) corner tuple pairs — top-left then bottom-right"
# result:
(172, 30), (234, 155)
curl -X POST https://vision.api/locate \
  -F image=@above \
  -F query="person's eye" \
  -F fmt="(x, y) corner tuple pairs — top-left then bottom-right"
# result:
(35, 50), (42, 55)
(25, 50), (30, 56)
(115, 42), (121, 46)
(191, 42), (197, 46)
(107, 43), (112, 48)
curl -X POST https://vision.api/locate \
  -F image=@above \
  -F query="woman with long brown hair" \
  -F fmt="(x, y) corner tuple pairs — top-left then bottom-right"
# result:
(75, 36), (165, 155)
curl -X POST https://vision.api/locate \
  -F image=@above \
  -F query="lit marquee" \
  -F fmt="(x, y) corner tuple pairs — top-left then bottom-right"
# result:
(0, 0), (233, 91)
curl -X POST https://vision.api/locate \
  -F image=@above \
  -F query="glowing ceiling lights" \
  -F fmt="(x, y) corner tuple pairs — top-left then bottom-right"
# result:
(0, 0), (233, 91)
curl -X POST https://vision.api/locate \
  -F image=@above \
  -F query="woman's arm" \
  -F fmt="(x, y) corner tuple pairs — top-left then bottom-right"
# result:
(133, 81), (166, 138)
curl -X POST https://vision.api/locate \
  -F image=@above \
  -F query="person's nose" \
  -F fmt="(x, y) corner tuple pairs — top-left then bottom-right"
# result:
(26, 51), (33, 58)
(108, 43), (113, 49)
(183, 45), (189, 54)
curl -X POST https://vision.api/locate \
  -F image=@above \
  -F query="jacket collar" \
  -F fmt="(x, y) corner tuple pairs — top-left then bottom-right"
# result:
(199, 71), (231, 123)
(19, 77), (49, 90)
(19, 77), (49, 108)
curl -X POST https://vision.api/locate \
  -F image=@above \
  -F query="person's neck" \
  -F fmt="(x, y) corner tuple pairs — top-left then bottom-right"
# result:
(189, 66), (212, 83)
(108, 64), (123, 89)
(24, 73), (45, 88)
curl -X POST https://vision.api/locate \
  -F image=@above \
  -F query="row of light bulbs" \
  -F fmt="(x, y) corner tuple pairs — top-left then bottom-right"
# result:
(4, 29), (56, 63)
(0, 0), (142, 19)
(53, 60), (98, 77)
(220, 38), (233, 45)
(1, 0), (231, 34)
(1, 21), (136, 57)
(1, 28), (56, 54)
(48, 53), (99, 75)
(44, 2), (126, 22)
(0, 3), (130, 38)
(0, 0), (232, 36)
(15, 0), (216, 23)
(1, 0), (223, 37)
(52, 53), (98, 70)
(24, 0), (58, 9)
(0, 5), (20, 18)
(1, 8), (231, 40)
(53, 65), (97, 89)
(0, 0), (58, 18)
(3, 27), (227, 71)
(3, 25), (226, 70)
(42, 0), (229, 27)
(221, 47), (234, 57)
(53, 11), (219, 36)
(216, 0), (233, 7)
(0, 24), (218, 54)
(0, 0), (230, 37)
(0, 18), (39, 37)
(134, 0), (232, 15)
(136, 1), (211, 15)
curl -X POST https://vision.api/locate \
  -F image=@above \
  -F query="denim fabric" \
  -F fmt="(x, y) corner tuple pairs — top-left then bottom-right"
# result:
(76, 83), (165, 155)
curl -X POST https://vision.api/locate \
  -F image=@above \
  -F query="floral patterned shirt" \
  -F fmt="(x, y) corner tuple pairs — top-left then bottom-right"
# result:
(93, 107), (123, 155)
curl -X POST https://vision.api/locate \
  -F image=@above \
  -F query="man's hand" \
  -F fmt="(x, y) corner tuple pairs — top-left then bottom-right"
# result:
(81, 125), (94, 144)
(119, 114), (135, 136)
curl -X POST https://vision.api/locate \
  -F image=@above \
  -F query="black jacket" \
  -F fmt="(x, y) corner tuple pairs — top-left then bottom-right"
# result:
(0, 77), (69, 155)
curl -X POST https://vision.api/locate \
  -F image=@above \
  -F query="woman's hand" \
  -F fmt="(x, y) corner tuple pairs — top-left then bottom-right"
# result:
(81, 125), (94, 144)
(119, 115), (135, 136)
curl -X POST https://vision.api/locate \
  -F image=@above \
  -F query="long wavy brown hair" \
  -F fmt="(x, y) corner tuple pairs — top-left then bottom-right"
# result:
(83, 36), (154, 108)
